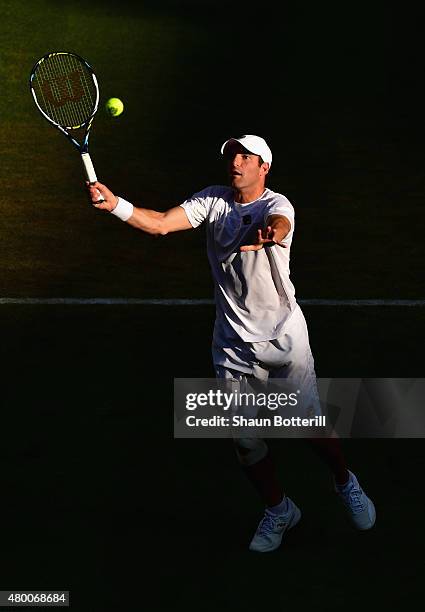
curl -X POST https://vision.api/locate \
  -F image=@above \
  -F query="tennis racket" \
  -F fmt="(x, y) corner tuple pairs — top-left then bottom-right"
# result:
(29, 51), (103, 201)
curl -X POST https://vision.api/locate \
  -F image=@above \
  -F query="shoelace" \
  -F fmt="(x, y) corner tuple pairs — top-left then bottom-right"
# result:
(257, 511), (287, 535)
(340, 485), (366, 514)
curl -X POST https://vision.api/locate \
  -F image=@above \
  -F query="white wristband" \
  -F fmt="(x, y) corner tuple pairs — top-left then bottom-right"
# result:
(111, 197), (134, 222)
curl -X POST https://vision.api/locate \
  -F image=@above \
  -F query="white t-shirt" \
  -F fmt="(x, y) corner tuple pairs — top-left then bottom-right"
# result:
(180, 186), (297, 343)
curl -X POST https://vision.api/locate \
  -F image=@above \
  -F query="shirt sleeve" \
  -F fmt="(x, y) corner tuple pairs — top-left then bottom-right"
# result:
(264, 195), (295, 244)
(179, 187), (216, 228)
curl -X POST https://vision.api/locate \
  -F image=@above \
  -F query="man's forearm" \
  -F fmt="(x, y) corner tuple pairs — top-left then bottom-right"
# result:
(126, 205), (166, 234)
(268, 215), (291, 243)
(110, 196), (193, 235)
(110, 196), (166, 234)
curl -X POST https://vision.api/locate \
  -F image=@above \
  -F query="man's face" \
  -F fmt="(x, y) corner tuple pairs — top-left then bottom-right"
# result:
(225, 143), (269, 190)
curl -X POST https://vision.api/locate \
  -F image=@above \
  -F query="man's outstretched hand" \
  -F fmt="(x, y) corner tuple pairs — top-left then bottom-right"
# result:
(240, 226), (287, 251)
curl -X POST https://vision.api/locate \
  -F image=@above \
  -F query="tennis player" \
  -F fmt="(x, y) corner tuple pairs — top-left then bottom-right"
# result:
(87, 135), (376, 552)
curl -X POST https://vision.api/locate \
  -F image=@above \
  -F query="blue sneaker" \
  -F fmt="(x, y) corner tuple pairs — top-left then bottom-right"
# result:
(335, 471), (376, 530)
(249, 497), (301, 552)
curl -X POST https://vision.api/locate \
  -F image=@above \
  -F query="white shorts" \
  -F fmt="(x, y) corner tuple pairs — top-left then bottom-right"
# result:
(212, 305), (321, 419)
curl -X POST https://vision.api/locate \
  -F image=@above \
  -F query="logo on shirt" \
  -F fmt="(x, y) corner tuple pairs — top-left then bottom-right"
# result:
(242, 215), (252, 225)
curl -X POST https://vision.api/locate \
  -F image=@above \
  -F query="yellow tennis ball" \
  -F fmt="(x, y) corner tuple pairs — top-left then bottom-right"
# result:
(105, 97), (124, 117)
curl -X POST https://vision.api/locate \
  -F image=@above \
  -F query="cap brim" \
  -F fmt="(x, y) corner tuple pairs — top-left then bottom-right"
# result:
(220, 138), (242, 155)
(220, 137), (272, 166)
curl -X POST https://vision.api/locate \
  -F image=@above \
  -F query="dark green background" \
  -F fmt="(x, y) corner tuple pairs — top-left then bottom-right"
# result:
(0, 2), (423, 610)
(1, 0), (423, 298)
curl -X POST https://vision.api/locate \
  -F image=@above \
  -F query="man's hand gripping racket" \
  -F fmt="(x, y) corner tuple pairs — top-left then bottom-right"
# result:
(87, 181), (118, 211)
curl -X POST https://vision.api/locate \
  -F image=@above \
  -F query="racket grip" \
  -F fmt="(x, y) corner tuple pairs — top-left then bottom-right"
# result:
(81, 152), (97, 182)
(81, 153), (104, 202)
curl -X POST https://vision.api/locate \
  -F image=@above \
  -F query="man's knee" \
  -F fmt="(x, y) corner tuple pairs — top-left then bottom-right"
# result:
(234, 438), (268, 466)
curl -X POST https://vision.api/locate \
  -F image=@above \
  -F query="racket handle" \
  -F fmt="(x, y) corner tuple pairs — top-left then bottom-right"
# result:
(81, 153), (104, 202)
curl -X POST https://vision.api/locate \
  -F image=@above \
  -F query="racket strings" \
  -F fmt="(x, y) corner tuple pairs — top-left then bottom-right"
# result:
(43, 57), (81, 128)
(58, 54), (93, 126)
(64, 53), (93, 124)
(32, 53), (97, 129)
(70, 54), (95, 121)
(38, 56), (75, 124)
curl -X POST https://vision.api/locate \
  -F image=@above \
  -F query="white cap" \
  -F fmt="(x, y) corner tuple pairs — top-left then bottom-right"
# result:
(220, 134), (272, 167)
